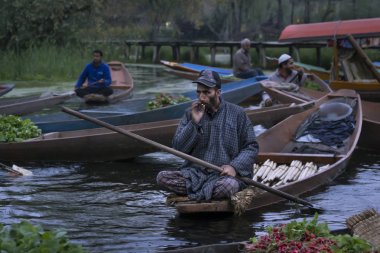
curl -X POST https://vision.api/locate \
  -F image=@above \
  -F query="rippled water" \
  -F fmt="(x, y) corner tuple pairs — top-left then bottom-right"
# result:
(0, 65), (379, 253)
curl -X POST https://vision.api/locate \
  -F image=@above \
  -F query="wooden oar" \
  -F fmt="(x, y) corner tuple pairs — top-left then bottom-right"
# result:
(61, 106), (321, 210)
(0, 162), (33, 176)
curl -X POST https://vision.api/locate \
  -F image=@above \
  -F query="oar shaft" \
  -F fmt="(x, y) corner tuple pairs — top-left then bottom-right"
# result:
(62, 107), (223, 172)
(62, 106), (315, 208)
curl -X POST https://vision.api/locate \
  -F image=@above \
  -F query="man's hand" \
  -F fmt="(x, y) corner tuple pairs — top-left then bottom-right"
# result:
(191, 101), (205, 124)
(220, 165), (236, 177)
(97, 78), (105, 84)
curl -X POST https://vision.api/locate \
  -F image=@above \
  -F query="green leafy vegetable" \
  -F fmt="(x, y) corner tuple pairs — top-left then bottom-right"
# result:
(0, 115), (41, 142)
(147, 93), (191, 110)
(0, 220), (86, 252)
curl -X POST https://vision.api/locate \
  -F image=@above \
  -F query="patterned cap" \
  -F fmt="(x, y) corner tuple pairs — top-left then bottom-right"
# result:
(192, 70), (221, 89)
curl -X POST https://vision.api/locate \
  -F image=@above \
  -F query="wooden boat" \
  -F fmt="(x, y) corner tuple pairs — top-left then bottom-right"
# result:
(294, 61), (380, 81)
(158, 230), (353, 253)
(357, 100), (380, 151)
(279, 18), (380, 42)
(28, 77), (265, 133)
(0, 101), (314, 162)
(279, 18), (380, 100)
(157, 242), (244, 253)
(0, 83), (15, 97)
(160, 60), (233, 76)
(171, 90), (362, 215)
(163, 68), (240, 84)
(159, 214), (377, 253)
(0, 91), (75, 116)
(263, 77), (380, 152)
(265, 56), (331, 81)
(160, 60), (245, 83)
(83, 61), (134, 103)
(294, 61), (330, 81)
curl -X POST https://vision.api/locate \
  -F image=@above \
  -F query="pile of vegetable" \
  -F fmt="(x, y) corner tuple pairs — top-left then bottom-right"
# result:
(252, 159), (324, 187)
(245, 214), (372, 253)
(0, 115), (41, 142)
(0, 220), (86, 252)
(147, 93), (190, 110)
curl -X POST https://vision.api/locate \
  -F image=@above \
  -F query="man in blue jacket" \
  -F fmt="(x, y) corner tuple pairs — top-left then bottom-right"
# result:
(75, 50), (113, 98)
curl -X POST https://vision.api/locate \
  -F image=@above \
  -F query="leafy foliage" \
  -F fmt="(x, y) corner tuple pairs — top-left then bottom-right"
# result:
(0, 0), (104, 50)
(0, 115), (41, 142)
(2, 0), (380, 49)
(246, 213), (372, 253)
(146, 93), (191, 110)
(0, 220), (86, 252)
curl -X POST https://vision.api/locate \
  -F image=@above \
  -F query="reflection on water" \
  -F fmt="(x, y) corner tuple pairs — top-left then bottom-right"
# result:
(0, 65), (379, 252)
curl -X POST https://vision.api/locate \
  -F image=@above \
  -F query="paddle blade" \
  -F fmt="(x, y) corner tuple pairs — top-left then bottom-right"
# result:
(11, 165), (33, 176)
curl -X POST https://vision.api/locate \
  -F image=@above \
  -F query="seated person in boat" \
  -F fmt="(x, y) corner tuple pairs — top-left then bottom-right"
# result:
(74, 50), (113, 98)
(260, 54), (308, 106)
(233, 38), (264, 79)
(268, 54), (307, 89)
(156, 70), (259, 201)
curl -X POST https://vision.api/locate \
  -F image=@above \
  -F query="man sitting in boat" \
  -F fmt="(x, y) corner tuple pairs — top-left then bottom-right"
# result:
(268, 54), (307, 89)
(233, 38), (264, 79)
(74, 50), (113, 98)
(259, 54), (308, 106)
(156, 70), (259, 201)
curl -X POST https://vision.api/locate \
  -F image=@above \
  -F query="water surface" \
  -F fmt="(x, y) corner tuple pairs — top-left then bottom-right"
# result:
(0, 64), (379, 252)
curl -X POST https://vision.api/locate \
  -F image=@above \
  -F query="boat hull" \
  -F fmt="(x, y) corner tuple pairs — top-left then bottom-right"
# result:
(0, 102), (314, 162)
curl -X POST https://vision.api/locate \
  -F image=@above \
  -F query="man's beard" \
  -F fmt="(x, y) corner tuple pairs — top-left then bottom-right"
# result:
(204, 95), (218, 111)
(286, 68), (292, 75)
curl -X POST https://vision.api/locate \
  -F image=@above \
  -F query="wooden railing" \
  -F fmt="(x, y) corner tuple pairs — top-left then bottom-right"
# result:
(123, 40), (327, 68)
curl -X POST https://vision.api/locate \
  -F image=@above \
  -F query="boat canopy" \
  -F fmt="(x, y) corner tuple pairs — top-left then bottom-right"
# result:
(279, 18), (380, 42)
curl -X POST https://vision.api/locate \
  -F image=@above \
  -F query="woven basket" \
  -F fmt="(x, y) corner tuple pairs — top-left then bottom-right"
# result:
(346, 208), (380, 251)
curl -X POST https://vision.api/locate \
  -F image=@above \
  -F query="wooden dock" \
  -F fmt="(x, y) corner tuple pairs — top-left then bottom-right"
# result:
(124, 40), (327, 68)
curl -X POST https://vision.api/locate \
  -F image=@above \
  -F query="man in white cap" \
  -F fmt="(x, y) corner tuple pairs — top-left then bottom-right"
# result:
(268, 54), (307, 86)
(233, 38), (264, 79)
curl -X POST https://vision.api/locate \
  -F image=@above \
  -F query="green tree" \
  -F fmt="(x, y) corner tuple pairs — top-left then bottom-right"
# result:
(0, 0), (102, 50)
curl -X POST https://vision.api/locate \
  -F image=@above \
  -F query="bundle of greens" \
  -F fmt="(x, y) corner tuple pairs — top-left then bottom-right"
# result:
(147, 93), (190, 110)
(0, 221), (86, 252)
(0, 115), (41, 142)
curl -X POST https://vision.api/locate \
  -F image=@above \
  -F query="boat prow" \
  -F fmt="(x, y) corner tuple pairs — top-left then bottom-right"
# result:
(0, 83), (15, 97)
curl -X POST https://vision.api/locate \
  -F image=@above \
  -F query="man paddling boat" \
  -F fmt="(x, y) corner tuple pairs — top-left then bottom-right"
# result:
(156, 70), (259, 201)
